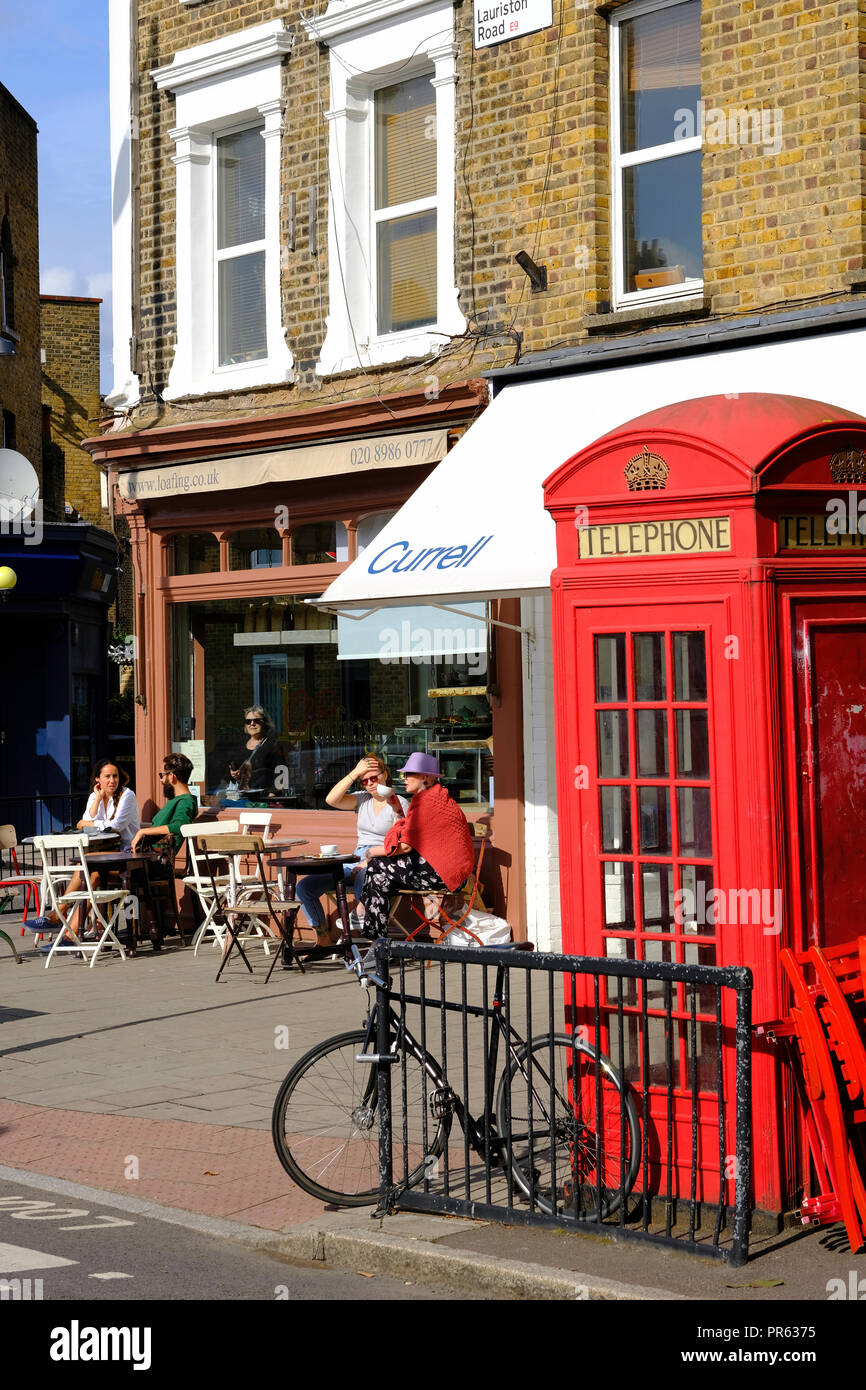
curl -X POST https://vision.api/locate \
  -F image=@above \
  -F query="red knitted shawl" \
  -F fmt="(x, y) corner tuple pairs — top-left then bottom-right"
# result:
(383, 781), (474, 890)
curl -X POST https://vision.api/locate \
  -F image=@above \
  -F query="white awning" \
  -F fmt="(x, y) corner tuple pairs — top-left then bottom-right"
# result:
(319, 323), (866, 611)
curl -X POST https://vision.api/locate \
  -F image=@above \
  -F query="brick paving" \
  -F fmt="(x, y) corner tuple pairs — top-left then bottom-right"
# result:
(0, 923), (363, 1230)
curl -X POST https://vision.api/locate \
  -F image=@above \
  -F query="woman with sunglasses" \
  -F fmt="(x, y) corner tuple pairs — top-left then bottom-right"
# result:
(295, 756), (408, 950)
(227, 705), (283, 795)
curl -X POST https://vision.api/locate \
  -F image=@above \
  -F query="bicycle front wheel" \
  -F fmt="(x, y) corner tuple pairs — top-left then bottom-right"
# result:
(496, 1033), (640, 1220)
(272, 1030), (448, 1206)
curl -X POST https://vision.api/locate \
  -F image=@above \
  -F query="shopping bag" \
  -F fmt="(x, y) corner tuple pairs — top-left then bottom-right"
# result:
(446, 908), (512, 948)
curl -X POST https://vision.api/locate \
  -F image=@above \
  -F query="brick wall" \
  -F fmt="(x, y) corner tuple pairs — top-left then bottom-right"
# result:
(0, 83), (41, 481)
(40, 296), (108, 524)
(124, 0), (866, 434)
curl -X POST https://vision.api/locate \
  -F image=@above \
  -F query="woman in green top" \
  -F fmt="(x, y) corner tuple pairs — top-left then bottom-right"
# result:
(131, 753), (198, 852)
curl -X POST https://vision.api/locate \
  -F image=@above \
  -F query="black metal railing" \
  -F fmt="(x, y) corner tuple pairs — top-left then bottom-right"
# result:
(0, 796), (77, 882)
(370, 940), (753, 1265)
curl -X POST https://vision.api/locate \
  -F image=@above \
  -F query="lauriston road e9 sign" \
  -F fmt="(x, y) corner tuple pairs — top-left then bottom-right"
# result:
(473, 0), (553, 48)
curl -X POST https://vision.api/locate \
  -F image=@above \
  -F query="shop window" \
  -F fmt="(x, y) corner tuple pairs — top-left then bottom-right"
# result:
(169, 595), (492, 813)
(305, 0), (464, 375)
(291, 521), (348, 566)
(170, 532), (220, 575)
(357, 511), (397, 552)
(229, 528), (282, 570)
(611, 0), (702, 308)
(152, 21), (294, 399)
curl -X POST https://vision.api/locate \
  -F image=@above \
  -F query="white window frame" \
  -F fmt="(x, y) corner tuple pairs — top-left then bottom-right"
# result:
(304, 0), (464, 376)
(370, 71), (438, 340)
(151, 21), (294, 400)
(610, 0), (703, 311)
(212, 119), (268, 374)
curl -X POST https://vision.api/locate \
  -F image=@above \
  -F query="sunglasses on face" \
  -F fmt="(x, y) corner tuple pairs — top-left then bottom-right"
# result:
(245, 719), (263, 726)
(360, 775), (380, 784)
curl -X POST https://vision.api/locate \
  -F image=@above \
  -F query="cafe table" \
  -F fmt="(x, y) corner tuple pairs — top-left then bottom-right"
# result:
(265, 850), (360, 969)
(81, 847), (181, 954)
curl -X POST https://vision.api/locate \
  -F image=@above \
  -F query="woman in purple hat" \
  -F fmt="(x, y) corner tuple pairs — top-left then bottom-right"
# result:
(359, 752), (474, 942)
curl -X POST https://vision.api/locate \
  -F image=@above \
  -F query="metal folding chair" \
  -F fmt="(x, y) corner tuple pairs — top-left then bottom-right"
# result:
(195, 834), (301, 983)
(387, 822), (489, 946)
(181, 819), (240, 953)
(34, 834), (127, 968)
(0, 824), (41, 928)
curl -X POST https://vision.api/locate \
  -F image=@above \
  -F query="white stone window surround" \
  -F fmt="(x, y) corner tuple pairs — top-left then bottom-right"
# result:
(304, 0), (465, 377)
(151, 21), (294, 400)
(609, 0), (703, 312)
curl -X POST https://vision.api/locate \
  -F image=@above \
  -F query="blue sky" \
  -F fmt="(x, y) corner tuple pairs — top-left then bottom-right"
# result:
(1, 1), (112, 387)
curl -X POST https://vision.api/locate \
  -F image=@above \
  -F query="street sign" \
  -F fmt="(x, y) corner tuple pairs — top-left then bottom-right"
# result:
(474, 0), (553, 49)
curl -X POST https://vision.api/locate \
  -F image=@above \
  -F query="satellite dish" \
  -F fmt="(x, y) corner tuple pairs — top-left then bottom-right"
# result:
(0, 447), (40, 522)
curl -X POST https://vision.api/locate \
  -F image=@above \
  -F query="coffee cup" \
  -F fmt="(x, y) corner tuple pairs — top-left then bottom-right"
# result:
(374, 783), (392, 800)
(320, 843), (339, 856)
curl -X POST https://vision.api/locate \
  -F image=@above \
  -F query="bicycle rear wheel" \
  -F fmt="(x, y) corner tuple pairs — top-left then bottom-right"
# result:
(496, 1033), (640, 1220)
(272, 1029), (449, 1206)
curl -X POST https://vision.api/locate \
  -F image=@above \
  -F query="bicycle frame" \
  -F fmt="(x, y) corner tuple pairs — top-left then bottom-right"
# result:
(358, 958), (571, 1182)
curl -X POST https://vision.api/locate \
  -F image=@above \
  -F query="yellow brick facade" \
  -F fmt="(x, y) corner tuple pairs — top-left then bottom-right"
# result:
(40, 296), (108, 525)
(0, 82), (41, 481)
(118, 0), (866, 423)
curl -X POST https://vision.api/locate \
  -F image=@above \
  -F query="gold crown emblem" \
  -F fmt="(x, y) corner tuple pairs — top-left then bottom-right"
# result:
(829, 448), (866, 485)
(624, 445), (669, 491)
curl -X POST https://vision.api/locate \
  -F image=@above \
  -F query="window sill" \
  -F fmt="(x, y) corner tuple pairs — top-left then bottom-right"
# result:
(586, 296), (710, 334)
(164, 352), (294, 401)
(316, 327), (452, 378)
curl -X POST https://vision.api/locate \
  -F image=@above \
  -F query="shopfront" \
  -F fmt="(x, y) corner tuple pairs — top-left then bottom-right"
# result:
(543, 391), (866, 1216)
(86, 380), (505, 839)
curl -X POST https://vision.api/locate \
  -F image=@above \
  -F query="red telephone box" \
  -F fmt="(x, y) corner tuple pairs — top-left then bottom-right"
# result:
(543, 392), (866, 1218)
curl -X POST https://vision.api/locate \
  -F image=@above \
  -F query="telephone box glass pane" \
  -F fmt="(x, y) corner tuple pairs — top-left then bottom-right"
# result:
(641, 862), (675, 932)
(644, 937), (675, 1001)
(601, 785), (632, 852)
(636, 709), (668, 776)
(597, 710), (630, 777)
(677, 785), (712, 857)
(595, 634), (627, 701)
(603, 861), (635, 929)
(673, 631), (707, 701)
(633, 632), (666, 701)
(639, 785), (671, 853)
(678, 863), (715, 937)
(676, 709), (710, 778)
(683, 940), (718, 1014)
(604, 935), (637, 1006)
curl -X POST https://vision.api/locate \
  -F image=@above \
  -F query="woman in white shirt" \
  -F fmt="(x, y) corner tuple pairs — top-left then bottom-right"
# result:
(77, 759), (140, 849)
(296, 756), (407, 949)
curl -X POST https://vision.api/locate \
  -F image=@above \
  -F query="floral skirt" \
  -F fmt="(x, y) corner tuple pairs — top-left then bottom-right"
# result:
(360, 850), (448, 938)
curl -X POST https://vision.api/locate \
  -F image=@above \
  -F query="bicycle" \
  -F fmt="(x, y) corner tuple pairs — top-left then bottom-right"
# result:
(272, 940), (641, 1217)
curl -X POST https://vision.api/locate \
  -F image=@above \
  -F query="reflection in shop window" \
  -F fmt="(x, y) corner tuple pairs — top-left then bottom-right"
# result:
(169, 595), (492, 813)
(229, 528), (282, 570)
(169, 532), (220, 575)
(291, 522), (348, 566)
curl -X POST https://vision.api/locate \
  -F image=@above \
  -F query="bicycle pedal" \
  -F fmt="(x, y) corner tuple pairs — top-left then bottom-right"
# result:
(429, 1085), (455, 1119)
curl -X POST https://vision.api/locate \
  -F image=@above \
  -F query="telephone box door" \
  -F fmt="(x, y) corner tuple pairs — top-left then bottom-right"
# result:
(793, 598), (866, 949)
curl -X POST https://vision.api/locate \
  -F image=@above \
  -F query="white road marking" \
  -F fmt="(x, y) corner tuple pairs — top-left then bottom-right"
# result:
(89, 1271), (135, 1280)
(0, 1241), (77, 1273)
